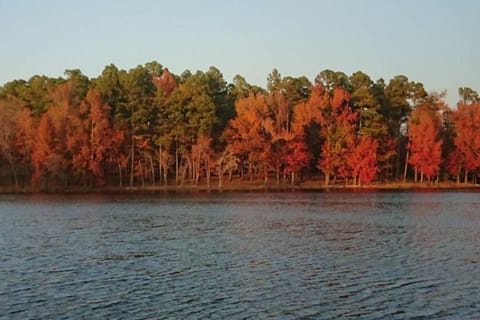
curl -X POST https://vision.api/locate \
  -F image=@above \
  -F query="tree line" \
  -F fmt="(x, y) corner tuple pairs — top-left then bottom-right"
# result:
(0, 61), (479, 190)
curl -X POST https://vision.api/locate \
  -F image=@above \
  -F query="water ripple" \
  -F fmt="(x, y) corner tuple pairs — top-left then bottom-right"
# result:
(1, 191), (480, 319)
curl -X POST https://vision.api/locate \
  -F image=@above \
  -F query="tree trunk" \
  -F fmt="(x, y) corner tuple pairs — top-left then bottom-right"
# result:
(140, 161), (145, 188)
(180, 164), (187, 186)
(175, 144), (179, 184)
(192, 156), (195, 183)
(240, 161), (244, 180)
(194, 158), (200, 185)
(158, 148), (162, 185)
(403, 150), (409, 183)
(218, 162), (223, 189)
(163, 166), (168, 186)
(130, 137), (135, 187)
(206, 159), (211, 189)
(291, 171), (295, 186)
(464, 169), (468, 184)
(150, 157), (155, 187)
(118, 163), (123, 188)
(6, 154), (18, 190)
(395, 137), (401, 180)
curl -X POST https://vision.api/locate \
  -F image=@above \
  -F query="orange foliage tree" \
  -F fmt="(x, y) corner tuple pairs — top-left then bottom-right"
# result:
(224, 93), (271, 181)
(68, 89), (113, 187)
(31, 82), (75, 188)
(0, 101), (19, 187)
(15, 108), (35, 186)
(317, 88), (358, 185)
(31, 114), (55, 188)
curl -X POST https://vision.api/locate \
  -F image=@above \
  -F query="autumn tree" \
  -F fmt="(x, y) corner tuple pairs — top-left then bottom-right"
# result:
(264, 91), (290, 183)
(317, 88), (357, 185)
(41, 81), (79, 188)
(15, 108), (35, 186)
(68, 89), (113, 187)
(264, 70), (312, 183)
(153, 68), (177, 97)
(350, 136), (379, 185)
(407, 107), (443, 183)
(0, 101), (19, 188)
(4, 61), (480, 190)
(216, 145), (239, 188)
(450, 101), (480, 183)
(224, 93), (270, 181)
(284, 132), (310, 185)
(288, 85), (326, 173)
(31, 114), (55, 189)
(191, 135), (213, 186)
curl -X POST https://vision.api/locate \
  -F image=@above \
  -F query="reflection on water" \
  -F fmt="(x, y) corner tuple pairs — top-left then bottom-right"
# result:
(1, 191), (480, 319)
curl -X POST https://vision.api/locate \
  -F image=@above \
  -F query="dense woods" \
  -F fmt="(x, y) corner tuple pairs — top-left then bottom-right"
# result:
(1, 61), (479, 191)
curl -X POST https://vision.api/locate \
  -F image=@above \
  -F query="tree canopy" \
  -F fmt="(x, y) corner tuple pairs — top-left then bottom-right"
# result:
(0, 61), (478, 190)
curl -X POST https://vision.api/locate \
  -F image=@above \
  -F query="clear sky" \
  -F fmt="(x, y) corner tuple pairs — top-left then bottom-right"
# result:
(1, 0), (479, 107)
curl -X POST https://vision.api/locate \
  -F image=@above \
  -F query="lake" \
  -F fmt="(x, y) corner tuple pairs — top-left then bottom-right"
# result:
(1, 191), (479, 319)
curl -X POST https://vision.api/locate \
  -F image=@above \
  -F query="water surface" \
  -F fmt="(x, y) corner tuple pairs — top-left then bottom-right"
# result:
(1, 191), (479, 319)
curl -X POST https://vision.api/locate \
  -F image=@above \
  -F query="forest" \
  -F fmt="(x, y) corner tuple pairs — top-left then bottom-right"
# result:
(0, 61), (479, 191)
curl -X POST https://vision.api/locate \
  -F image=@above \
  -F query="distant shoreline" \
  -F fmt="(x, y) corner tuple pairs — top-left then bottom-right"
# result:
(1, 181), (479, 194)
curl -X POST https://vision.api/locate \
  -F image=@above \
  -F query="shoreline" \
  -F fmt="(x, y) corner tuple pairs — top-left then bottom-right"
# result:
(1, 181), (479, 194)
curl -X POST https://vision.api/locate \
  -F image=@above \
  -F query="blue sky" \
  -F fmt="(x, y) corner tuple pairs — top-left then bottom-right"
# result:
(1, 0), (479, 107)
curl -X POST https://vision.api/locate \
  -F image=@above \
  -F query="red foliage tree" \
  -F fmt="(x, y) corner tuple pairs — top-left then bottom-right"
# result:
(350, 136), (379, 185)
(407, 108), (443, 182)
(284, 132), (310, 185)
(450, 102), (480, 183)
(445, 149), (463, 183)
